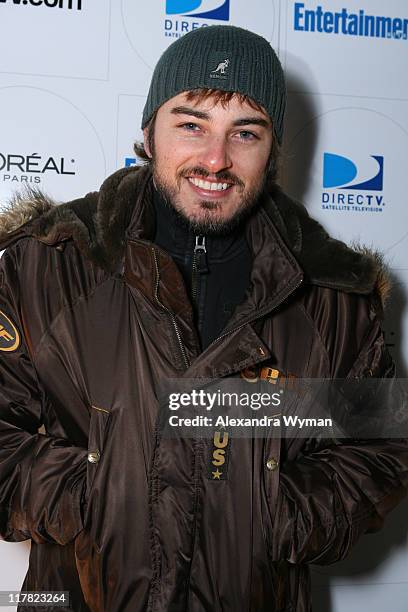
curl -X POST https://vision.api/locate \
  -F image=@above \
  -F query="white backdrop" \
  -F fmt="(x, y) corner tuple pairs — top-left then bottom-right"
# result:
(0, 1), (407, 610)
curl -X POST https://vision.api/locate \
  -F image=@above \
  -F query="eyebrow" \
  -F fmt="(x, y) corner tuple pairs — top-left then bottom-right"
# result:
(232, 117), (270, 129)
(171, 106), (210, 120)
(170, 106), (271, 129)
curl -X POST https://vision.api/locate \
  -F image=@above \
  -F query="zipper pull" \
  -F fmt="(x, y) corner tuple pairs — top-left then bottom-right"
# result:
(194, 235), (209, 273)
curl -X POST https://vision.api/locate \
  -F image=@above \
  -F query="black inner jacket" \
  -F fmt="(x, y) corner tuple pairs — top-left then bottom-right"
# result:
(153, 188), (252, 350)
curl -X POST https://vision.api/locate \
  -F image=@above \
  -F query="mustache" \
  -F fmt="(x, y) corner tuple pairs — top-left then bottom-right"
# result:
(179, 166), (244, 187)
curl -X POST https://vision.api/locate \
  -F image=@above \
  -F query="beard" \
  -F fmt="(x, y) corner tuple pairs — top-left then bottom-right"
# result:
(151, 159), (267, 236)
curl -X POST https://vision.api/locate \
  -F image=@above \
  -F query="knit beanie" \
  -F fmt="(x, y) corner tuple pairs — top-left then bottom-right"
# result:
(141, 25), (286, 144)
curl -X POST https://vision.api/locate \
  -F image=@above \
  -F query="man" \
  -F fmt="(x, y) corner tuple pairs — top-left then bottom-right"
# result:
(0, 25), (406, 612)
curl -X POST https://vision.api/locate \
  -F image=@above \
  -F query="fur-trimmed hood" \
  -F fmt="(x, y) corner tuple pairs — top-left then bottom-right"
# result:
(0, 165), (390, 306)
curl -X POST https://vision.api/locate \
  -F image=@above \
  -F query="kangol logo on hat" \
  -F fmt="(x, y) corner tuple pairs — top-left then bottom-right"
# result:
(210, 57), (230, 79)
(0, 310), (20, 352)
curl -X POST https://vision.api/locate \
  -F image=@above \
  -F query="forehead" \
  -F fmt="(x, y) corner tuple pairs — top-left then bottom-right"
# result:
(157, 91), (270, 120)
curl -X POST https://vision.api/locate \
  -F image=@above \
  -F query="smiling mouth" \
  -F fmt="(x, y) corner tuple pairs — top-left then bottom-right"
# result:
(187, 177), (234, 192)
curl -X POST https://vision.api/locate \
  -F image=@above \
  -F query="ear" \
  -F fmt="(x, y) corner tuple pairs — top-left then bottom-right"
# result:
(143, 127), (152, 158)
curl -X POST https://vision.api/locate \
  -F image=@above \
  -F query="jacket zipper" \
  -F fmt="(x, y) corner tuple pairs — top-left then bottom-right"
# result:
(152, 247), (190, 370)
(191, 235), (207, 304)
(191, 235), (208, 335)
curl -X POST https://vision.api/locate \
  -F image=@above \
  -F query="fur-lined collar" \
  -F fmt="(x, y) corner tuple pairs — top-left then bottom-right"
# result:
(0, 165), (390, 306)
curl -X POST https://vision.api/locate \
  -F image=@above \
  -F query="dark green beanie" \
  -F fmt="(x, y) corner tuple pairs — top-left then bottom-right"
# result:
(141, 25), (286, 144)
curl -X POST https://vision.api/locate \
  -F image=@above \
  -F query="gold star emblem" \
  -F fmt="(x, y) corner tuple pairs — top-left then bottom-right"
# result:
(212, 469), (222, 480)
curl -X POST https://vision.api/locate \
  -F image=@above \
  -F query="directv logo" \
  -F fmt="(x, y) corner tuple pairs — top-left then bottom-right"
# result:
(165, 1), (230, 38)
(322, 153), (385, 213)
(323, 153), (383, 191)
(294, 3), (408, 40)
(166, 0), (229, 21)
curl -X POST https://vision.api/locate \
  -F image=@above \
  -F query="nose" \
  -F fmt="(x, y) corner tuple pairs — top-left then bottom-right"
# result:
(198, 135), (232, 174)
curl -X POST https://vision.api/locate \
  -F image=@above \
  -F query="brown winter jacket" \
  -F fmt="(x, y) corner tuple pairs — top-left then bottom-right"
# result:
(0, 165), (407, 612)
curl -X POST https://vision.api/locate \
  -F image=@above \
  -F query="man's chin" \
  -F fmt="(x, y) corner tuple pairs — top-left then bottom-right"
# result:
(161, 201), (225, 235)
(182, 213), (235, 236)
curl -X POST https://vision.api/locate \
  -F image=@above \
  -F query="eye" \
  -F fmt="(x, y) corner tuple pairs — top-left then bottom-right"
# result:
(237, 130), (258, 141)
(179, 122), (200, 132)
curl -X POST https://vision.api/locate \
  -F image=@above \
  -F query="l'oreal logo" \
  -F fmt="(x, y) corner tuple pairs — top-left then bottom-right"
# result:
(0, 153), (76, 175)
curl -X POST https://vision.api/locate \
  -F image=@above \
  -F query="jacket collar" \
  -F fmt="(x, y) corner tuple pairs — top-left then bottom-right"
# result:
(0, 164), (388, 304)
(264, 187), (383, 295)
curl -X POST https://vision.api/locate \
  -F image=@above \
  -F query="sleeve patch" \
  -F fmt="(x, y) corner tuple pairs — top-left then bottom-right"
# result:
(0, 310), (21, 352)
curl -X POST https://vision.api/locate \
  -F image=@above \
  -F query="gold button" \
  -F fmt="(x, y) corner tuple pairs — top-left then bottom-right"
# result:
(266, 457), (278, 471)
(87, 450), (100, 464)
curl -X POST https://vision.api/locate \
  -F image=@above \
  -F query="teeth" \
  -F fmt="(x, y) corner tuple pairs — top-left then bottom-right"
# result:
(189, 177), (231, 191)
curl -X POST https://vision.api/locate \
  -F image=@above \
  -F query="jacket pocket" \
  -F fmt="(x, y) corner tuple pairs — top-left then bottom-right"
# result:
(86, 404), (111, 500)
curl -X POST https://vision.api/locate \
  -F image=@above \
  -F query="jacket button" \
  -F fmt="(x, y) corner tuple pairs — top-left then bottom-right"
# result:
(87, 450), (101, 464)
(266, 457), (279, 471)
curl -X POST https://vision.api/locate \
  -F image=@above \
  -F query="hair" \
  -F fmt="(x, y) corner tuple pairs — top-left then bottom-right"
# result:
(134, 88), (281, 187)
